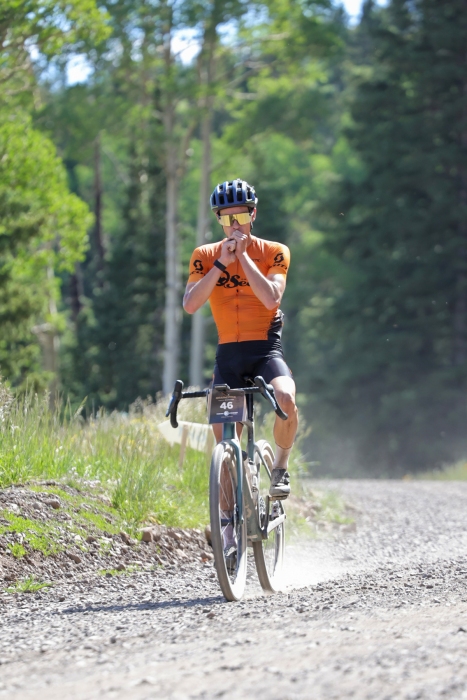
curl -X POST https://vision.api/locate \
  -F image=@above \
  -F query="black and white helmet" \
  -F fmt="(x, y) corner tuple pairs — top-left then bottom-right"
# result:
(210, 179), (258, 213)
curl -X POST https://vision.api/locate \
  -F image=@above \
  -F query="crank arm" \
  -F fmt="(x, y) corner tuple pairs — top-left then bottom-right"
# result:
(267, 512), (286, 535)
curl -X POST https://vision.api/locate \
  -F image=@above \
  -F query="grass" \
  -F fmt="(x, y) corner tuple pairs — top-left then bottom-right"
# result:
(418, 460), (467, 480)
(98, 565), (141, 577)
(0, 511), (63, 555)
(245, 408), (352, 534)
(286, 483), (353, 540)
(317, 490), (354, 525)
(7, 542), (26, 558)
(0, 386), (210, 530)
(5, 576), (53, 594)
(27, 485), (124, 536)
(0, 383), (346, 541)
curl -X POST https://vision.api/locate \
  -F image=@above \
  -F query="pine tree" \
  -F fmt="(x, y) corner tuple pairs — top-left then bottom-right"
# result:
(306, 0), (467, 474)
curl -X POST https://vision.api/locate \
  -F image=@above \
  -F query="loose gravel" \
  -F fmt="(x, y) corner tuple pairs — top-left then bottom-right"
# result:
(1, 480), (467, 699)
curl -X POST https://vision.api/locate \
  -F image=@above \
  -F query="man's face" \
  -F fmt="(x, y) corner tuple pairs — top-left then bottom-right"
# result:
(218, 206), (256, 237)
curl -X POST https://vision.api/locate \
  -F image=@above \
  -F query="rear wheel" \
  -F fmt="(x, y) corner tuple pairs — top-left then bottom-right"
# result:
(209, 442), (247, 601)
(253, 440), (285, 593)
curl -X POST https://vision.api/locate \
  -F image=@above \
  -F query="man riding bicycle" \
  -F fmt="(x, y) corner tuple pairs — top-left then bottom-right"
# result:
(183, 178), (298, 503)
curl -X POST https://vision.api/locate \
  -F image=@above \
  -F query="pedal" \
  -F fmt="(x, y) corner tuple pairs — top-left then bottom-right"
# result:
(270, 502), (282, 518)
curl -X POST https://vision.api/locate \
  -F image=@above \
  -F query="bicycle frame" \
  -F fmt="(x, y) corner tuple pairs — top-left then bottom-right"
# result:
(221, 393), (285, 542)
(165, 376), (287, 542)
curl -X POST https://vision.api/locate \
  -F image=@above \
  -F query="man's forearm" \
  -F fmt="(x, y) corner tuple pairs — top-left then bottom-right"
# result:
(238, 252), (281, 309)
(183, 267), (222, 313)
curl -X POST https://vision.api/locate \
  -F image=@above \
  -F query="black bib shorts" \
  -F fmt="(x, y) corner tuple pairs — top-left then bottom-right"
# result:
(212, 314), (292, 389)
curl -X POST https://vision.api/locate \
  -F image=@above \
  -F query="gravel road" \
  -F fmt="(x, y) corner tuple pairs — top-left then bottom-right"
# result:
(2, 480), (467, 700)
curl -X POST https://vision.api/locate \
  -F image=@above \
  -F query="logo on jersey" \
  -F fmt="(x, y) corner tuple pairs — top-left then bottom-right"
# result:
(273, 251), (287, 270)
(192, 259), (204, 274)
(216, 271), (250, 289)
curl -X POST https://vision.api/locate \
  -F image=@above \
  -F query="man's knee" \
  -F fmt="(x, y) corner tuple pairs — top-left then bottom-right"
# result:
(276, 389), (297, 416)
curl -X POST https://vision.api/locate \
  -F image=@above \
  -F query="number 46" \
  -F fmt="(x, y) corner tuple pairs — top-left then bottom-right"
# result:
(219, 401), (233, 410)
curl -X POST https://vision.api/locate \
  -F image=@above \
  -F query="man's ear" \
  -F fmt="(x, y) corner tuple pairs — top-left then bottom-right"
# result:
(250, 208), (256, 232)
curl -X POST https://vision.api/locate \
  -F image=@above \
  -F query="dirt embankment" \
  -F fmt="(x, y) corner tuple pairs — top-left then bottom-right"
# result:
(0, 482), (214, 589)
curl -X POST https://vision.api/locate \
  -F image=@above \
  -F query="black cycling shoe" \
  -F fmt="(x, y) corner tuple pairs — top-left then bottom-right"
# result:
(224, 545), (237, 573)
(269, 468), (290, 500)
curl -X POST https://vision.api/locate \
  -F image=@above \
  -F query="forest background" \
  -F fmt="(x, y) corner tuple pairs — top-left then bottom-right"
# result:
(1, 0), (467, 478)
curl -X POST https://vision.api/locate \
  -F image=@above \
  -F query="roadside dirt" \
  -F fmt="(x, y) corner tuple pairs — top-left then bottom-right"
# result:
(0, 482), (215, 586)
(1, 480), (467, 699)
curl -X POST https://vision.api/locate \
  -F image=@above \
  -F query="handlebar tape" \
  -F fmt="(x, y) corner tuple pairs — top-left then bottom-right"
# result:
(166, 379), (184, 428)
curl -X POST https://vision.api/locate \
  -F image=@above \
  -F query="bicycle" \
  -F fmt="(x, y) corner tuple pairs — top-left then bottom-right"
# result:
(166, 375), (288, 602)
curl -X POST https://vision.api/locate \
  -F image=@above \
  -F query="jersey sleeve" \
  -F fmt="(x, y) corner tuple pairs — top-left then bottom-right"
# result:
(187, 247), (210, 284)
(267, 243), (290, 276)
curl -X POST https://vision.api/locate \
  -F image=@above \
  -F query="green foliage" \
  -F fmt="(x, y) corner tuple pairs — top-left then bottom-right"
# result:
(0, 111), (91, 388)
(0, 113), (91, 269)
(0, 0), (105, 391)
(3, 0), (467, 477)
(418, 460), (467, 481)
(0, 0), (110, 116)
(0, 511), (62, 555)
(7, 542), (26, 558)
(0, 387), (210, 528)
(98, 565), (140, 577)
(39, 6), (171, 407)
(5, 576), (53, 594)
(0, 0), (109, 71)
(296, 0), (467, 474)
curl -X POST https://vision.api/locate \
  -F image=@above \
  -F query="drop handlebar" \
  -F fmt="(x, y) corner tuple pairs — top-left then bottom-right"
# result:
(165, 376), (288, 429)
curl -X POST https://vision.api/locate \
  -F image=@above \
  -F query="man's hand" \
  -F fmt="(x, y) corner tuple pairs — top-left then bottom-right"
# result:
(219, 237), (237, 267)
(230, 230), (249, 258)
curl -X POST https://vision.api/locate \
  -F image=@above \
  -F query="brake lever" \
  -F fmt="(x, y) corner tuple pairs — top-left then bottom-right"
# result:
(166, 379), (184, 429)
(254, 376), (288, 421)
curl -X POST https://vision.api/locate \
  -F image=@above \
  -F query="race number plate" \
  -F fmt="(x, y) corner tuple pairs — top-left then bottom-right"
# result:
(208, 387), (246, 424)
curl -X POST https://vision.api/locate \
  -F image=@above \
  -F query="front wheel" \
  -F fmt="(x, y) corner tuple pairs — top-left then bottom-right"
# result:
(252, 440), (285, 593)
(209, 442), (247, 601)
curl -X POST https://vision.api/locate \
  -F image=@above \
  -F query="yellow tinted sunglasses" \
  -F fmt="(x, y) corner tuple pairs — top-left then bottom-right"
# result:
(217, 212), (252, 226)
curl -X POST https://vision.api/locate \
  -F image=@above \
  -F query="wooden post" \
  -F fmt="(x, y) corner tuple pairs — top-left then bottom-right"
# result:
(179, 424), (189, 468)
(206, 429), (214, 465)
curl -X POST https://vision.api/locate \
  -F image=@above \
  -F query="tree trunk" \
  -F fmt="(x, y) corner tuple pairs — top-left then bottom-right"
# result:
(453, 68), (467, 366)
(163, 130), (181, 394)
(189, 108), (212, 387)
(94, 132), (105, 279)
(189, 31), (217, 388)
(32, 266), (60, 407)
(70, 262), (84, 324)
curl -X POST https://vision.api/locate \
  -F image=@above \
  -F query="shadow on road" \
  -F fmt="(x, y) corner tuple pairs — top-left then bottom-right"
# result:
(58, 594), (224, 617)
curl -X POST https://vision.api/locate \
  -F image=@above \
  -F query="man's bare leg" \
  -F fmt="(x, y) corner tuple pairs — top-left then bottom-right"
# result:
(268, 376), (298, 497)
(212, 422), (242, 444)
(270, 375), (298, 465)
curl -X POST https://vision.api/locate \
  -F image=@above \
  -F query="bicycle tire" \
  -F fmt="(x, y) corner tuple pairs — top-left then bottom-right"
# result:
(252, 439), (285, 593)
(209, 442), (247, 601)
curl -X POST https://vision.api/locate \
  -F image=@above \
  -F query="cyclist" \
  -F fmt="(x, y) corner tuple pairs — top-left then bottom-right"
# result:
(183, 178), (298, 507)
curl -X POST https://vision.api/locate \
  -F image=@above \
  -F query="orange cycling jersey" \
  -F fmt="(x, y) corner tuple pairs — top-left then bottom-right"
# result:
(187, 236), (290, 344)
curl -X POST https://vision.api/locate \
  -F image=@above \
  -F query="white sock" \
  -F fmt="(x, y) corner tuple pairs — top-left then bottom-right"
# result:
(273, 445), (293, 470)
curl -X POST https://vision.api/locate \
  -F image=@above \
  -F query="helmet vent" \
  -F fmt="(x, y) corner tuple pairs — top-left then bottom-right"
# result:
(210, 178), (257, 212)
